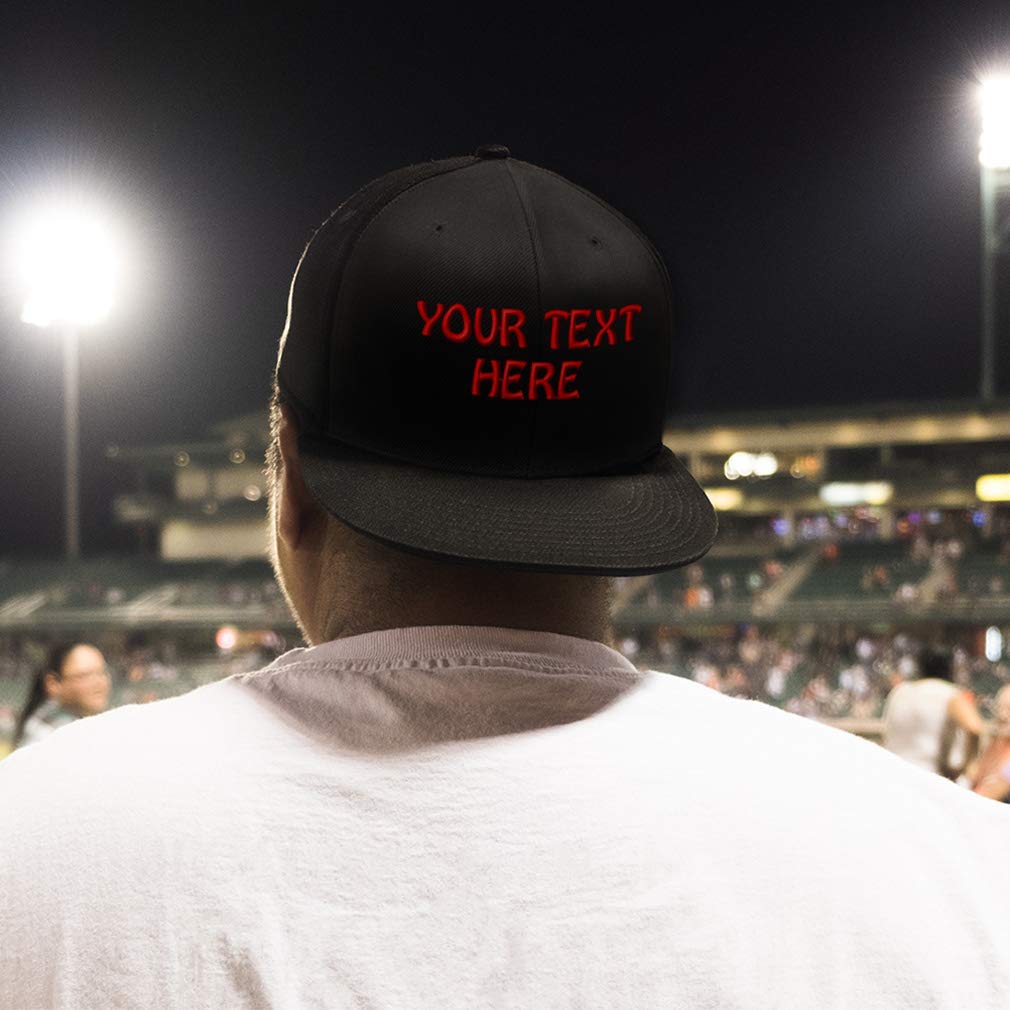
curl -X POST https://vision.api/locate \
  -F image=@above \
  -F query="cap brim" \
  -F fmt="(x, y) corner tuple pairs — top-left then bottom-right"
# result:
(297, 434), (718, 576)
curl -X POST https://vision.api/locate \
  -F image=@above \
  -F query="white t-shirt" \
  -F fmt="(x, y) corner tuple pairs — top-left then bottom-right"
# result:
(882, 678), (964, 774)
(3, 624), (1010, 1009)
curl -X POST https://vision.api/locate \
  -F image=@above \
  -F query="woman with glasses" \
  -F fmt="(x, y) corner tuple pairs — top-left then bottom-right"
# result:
(10, 642), (110, 752)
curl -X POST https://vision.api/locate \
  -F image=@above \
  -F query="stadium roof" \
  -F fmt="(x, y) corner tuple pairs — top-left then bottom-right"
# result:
(107, 396), (1010, 467)
(665, 397), (1010, 453)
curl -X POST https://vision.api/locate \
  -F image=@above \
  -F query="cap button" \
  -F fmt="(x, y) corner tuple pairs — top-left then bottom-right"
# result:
(475, 144), (510, 159)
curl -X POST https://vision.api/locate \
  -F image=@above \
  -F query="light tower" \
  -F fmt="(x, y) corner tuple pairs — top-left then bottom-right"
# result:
(979, 77), (1010, 403)
(12, 197), (122, 559)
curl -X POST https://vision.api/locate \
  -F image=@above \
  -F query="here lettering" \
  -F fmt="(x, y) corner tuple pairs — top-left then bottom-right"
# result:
(471, 358), (582, 400)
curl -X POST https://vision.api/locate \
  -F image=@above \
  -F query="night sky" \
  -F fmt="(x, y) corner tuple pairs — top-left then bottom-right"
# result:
(0, 2), (1008, 555)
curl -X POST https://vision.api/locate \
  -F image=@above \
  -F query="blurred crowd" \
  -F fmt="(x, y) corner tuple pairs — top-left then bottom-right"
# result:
(616, 624), (1010, 721)
(618, 528), (1010, 613)
(638, 556), (788, 610)
(0, 561), (290, 615)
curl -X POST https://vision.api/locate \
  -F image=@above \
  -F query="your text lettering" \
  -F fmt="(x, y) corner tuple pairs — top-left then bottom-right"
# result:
(416, 301), (642, 350)
(415, 299), (643, 400)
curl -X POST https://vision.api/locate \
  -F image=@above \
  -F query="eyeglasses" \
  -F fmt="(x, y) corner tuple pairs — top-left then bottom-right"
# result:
(59, 668), (110, 683)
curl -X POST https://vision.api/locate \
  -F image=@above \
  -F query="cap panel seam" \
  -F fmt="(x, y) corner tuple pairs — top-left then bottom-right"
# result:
(502, 160), (545, 478)
(321, 158), (479, 432)
(286, 167), (450, 434)
(337, 157), (480, 265)
(521, 161), (675, 411)
(331, 159), (480, 336)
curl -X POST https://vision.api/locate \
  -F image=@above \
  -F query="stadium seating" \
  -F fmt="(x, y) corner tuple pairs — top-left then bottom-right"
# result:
(791, 541), (929, 600)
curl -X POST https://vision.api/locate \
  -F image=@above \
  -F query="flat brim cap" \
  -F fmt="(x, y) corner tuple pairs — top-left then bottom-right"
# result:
(279, 147), (719, 575)
(298, 433), (718, 576)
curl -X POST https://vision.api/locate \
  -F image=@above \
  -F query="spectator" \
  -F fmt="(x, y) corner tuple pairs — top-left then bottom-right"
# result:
(964, 685), (1010, 803)
(11, 642), (111, 751)
(882, 649), (984, 779)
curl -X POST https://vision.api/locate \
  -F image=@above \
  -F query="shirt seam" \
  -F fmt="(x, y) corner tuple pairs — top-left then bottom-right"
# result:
(236, 657), (642, 681)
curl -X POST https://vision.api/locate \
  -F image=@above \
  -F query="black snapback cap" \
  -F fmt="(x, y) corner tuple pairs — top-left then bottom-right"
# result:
(275, 144), (718, 575)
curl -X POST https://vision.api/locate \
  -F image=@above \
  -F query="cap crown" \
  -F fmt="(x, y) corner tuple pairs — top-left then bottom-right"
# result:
(277, 151), (674, 477)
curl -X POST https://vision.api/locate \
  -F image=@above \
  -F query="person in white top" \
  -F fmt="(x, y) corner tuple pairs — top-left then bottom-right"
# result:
(4, 149), (1010, 1009)
(882, 649), (984, 778)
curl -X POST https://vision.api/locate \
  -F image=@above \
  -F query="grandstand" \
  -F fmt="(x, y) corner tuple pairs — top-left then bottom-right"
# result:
(105, 411), (269, 560)
(605, 397), (1010, 740)
(1, 396), (1009, 754)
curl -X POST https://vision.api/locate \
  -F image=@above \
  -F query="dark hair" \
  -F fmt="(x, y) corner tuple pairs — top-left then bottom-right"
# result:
(11, 642), (80, 750)
(919, 648), (954, 682)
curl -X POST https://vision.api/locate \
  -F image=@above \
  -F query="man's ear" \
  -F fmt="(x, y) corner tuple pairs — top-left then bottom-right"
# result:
(277, 403), (316, 551)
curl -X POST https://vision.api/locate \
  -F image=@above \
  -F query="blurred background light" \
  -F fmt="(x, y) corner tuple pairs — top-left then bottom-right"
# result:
(977, 474), (1010, 501)
(703, 487), (743, 511)
(724, 451), (779, 481)
(985, 626), (1003, 663)
(724, 451), (754, 480)
(215, 625), (238, 651)
(819, 481), (894, 507)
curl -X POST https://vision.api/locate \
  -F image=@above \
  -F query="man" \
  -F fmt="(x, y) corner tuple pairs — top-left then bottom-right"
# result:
(3, 146), (1010, 1008)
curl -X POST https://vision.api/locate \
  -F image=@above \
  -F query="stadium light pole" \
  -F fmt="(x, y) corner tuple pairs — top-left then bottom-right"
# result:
(979, 77), (1010, 403)
(14, 198), (121, 560)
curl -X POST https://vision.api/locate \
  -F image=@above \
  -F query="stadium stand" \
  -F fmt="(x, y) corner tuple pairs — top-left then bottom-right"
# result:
(791, 541), (930, 600)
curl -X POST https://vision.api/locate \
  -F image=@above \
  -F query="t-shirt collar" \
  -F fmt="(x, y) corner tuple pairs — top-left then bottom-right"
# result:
(265, 624), (638, 673)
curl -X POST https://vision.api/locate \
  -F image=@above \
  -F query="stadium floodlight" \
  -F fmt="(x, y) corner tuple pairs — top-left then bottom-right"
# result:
(819, 482), (893, 507)
(7, 195), (124, 560)
(976, 473), (1010, 502)
(978, 76), (1010, 403)
(980, 77), (1010, 169)
(14, 198), (121, 328)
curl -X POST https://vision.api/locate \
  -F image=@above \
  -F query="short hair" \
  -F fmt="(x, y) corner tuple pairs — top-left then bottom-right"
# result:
(919, 648), (954, 682)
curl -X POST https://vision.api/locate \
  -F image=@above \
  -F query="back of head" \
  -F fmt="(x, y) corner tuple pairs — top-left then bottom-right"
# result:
(273, 147), (717, 578)
(266, 147), (721, 642)
(918, 648), (953, 683)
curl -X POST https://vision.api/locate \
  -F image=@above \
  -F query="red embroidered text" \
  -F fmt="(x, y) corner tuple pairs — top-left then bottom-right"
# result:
(471, 358), (582, 400)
